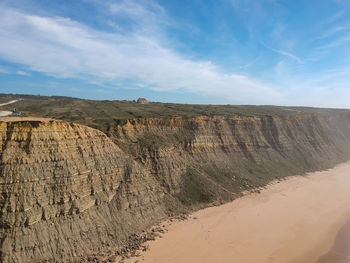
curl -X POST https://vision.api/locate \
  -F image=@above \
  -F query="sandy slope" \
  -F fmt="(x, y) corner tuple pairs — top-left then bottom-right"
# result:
(126, 161), (350, 263)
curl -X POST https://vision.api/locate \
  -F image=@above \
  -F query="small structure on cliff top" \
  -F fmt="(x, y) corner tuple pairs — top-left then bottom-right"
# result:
(137, 98), (150, 104)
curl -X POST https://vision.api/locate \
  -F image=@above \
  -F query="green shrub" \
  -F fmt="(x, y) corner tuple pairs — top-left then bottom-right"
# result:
(176, 167), (215, 206)
(137, 134), (167, 149)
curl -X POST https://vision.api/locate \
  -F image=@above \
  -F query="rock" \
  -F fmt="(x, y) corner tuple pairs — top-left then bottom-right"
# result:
(0, 119), (168, 263)
(1, 112), (350, 262)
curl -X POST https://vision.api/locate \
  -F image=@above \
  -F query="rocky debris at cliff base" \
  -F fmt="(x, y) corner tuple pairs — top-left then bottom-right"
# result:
(169, 214), (188, 222)
(79, 224), (171, 263)
(79, 216), (189, 262)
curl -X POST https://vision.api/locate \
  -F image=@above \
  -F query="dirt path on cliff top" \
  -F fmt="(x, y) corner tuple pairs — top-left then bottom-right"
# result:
(124, 160), (350, 263)
(0, 99), (20, 117)
(0, 99), (19, 107)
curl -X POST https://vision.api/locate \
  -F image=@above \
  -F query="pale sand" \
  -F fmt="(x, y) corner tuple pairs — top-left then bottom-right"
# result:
(126, 161), (350, 263)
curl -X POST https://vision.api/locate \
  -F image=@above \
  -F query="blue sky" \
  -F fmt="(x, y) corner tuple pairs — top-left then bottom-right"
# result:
(0, 0), (350, 107)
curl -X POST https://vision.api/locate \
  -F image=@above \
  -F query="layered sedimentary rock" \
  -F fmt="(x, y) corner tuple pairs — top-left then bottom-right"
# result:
(112, 114), (350, 202)
(0, 119), (168, 262)
(1, 112), (350, 262)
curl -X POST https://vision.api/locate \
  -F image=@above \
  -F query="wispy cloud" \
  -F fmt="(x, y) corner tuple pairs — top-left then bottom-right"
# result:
(0, 9), (280, 104)
(106, 0), (171, 36)
(306, 10), (350, 61)
(1, 0), (350, 107)
(108, 0), (166, 23)
(312, 25), (348, 42)
(16, 70), (31, 76)
(264, 45), (302, 63)
(239, 56), (260, 69)
(316, 33), (350, 50)
(323, 11), (345, 25)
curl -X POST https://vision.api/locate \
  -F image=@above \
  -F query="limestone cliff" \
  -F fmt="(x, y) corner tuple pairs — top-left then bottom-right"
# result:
(1, 112), (350, 262)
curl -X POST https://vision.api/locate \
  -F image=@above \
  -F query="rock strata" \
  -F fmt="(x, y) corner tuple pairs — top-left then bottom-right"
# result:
(0, 119), (168, 262)
(1, 112), (350, 262)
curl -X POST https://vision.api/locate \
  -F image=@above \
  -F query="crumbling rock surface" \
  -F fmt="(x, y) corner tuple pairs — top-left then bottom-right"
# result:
(1, 113), (350, 262)
(0, 119), (168, 262)
(112, 114), (350, 196)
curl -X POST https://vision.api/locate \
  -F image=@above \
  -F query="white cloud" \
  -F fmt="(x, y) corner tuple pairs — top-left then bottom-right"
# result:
(16, 70), (31, 76)
(0, 9), (281, 104)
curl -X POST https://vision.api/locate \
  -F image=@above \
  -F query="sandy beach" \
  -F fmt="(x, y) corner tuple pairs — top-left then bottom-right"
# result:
(125, 161), (350, 263)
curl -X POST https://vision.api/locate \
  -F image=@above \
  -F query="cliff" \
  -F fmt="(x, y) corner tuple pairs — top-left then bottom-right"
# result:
(111, 114), (350, 204)
(0, 118), (169, 262)
(1, 112), (350, 262)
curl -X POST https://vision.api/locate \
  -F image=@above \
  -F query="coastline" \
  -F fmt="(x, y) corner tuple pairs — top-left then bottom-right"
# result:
(122, 160), (350, 263)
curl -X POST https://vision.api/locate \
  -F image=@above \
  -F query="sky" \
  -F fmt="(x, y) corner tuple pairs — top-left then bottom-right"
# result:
(0, 0), (350, 107)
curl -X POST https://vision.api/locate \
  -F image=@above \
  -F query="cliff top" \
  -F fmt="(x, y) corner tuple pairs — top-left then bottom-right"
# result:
(0, 117), (53, 122)
(1, 93), (350, 133)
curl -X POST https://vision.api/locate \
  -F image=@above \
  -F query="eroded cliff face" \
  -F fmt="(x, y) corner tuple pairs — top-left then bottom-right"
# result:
(1, 113), (350, 262)
(111, 114), (350, 204)
(0, 119), (169, 263)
